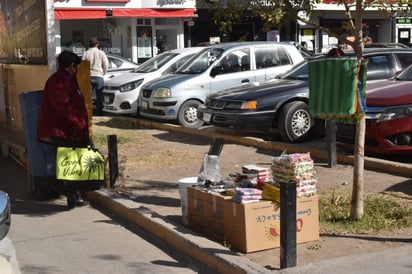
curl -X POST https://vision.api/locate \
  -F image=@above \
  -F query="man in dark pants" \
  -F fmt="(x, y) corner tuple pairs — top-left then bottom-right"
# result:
(83, 37), (109, 116)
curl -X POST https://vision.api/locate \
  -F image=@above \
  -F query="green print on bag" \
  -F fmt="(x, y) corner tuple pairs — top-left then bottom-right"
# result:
(56, 147), (105, 181)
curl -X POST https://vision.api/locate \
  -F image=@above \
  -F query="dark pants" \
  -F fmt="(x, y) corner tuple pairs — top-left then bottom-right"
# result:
(91, 76), (105, 115)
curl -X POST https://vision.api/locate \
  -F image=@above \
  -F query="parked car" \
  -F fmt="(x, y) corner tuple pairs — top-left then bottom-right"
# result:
(198, 48), (412, 143)
(78, 53), (140, 82)
(336, 64), (412, 154)
(198, 59), (313, 142)
(138, 42), (305, 128)
(102, 47), (205, 116)
(0, 191), (20, 273)
(365, 42), (408, 49)
(77, 53), (140, 104)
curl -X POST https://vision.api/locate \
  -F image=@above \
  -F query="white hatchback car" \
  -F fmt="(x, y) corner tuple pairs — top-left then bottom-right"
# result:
(102, 47), (205, 115)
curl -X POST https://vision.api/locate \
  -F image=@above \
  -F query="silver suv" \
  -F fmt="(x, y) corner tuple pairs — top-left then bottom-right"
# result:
(138, 42), (305, 128)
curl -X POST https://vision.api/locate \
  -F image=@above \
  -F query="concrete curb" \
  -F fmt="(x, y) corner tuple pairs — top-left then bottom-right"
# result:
(84, 189), (272, 274)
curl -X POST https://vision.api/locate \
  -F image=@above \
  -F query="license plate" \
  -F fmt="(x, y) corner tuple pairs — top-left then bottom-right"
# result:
(141, 101), (148, 110)
(104, 96), (110, 104)
(202, 112), (212, 123)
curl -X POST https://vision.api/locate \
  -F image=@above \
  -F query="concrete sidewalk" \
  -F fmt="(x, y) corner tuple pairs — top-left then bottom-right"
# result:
(2, 156), (412, 274)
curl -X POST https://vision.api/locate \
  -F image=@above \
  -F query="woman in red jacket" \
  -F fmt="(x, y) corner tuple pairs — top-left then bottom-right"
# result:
(38, 51), (89, 209)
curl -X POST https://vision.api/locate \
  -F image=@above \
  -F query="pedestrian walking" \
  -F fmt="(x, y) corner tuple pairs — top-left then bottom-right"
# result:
(37, 51), (90, 209)
(82, 37), (109, 116)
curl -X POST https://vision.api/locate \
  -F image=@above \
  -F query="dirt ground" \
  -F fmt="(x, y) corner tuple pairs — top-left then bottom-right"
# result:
(92, 116), (412, 269)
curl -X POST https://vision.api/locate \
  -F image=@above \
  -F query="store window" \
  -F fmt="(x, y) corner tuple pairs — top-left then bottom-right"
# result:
(137, 26), (153, 61)
(137, 19), (151, 25)
(155, 18), (179, 25)
(322, 19), (380, 43)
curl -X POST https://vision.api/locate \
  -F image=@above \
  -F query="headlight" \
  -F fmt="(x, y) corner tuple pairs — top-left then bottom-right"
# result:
(376, 105), (412, 122)
(119, 79), (144, 92)
(153, 87), (171, 98)
(240, 100), (257, 110)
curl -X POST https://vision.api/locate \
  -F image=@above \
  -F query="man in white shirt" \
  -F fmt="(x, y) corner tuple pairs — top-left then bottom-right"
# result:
(82, 37), (109, 116)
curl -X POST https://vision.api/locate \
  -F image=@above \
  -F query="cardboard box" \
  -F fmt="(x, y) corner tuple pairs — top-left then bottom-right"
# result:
(224, 195), (319, 253)
(187, 187), (231, 241)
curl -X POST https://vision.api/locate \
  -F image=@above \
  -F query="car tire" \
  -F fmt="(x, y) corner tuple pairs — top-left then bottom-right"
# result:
(178, 100), (204, 128)
(278, 101), (313, 143)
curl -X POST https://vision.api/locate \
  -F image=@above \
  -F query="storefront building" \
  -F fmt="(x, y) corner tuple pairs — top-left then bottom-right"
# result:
(191, 1), (405, 54)
(299, 2), (401, 53)
(54, 0), (197, 63)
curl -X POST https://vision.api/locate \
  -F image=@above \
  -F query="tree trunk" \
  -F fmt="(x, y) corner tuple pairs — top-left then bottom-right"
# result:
(350, 0), (365, 220)
(351, 117), (365, 219)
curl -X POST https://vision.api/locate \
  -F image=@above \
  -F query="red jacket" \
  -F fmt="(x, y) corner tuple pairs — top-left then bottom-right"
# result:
(37, 68), (89, 143)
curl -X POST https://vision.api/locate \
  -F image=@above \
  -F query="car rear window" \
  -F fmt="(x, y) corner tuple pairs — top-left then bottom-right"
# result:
(366, 55), (394, 80)
(396, 53), (412, 69)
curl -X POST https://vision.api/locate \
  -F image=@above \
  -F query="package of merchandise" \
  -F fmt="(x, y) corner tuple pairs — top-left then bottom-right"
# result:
(242, 165), (272, 183)
(242, 165), (272, 189)
(231, 188), (262, 204)
(296, 178), (317, 197)
(227, 172), (259, 188)
(271, 152), (317, 196)
(271, 153), (315, 182)
(261, 183), (280, 203)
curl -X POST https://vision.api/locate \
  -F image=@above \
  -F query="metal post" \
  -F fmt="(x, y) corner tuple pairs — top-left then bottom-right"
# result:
(107, 135), (118, 188)
(326, 120), (337, 168)
(280, 181), (297, 269)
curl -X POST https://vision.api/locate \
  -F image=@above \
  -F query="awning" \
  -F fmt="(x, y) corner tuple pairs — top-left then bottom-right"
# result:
(54, 8), (195, 20)
(54, 8), (107, 20)
(112, 8), (194, 18)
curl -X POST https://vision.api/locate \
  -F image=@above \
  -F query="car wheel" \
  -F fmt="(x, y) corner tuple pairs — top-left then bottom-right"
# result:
(178, 100), (204, 128)
(278, 101), (313, 143)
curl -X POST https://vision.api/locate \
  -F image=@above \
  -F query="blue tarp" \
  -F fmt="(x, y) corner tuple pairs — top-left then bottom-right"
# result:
(19, 91), (55, 177)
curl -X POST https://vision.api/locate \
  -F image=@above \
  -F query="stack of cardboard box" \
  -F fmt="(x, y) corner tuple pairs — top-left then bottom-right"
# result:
(187, 187), (319, 253)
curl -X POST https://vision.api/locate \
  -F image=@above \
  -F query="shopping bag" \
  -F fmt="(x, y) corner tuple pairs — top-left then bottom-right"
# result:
(56, 146), (105, 182)
(198, 153), (221, 184)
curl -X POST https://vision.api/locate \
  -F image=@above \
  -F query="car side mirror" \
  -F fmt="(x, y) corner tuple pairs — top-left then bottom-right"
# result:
(210, 65), (222, 77)
(0, 191), (11, 241)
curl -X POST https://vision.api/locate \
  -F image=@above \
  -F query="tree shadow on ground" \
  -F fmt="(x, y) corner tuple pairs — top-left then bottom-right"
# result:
(385, 179), (412, 196)
(151, 131), (212, 146)
(119, 179), (181, 208)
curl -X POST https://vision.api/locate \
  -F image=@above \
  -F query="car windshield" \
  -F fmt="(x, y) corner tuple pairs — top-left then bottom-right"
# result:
(134, 52), (178, 73)
(175, 48), (224, 74)
(395, 65), (412, 81)
(279, 60), (309, 80)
